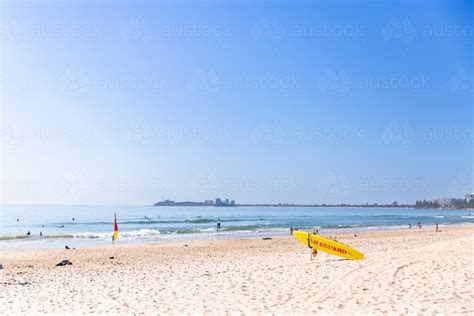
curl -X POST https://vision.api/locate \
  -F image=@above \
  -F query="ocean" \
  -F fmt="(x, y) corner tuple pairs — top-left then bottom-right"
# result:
(1, 205), (473, 250)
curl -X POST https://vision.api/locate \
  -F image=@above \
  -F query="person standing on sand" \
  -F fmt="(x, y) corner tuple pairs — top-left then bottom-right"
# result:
(409, 224), (412, 229)
(436, 223), (439, 231)
(290, 227), (293, 235)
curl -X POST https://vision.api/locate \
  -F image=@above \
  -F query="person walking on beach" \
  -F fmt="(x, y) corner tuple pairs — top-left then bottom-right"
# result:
(408, 224), (412, 229)
(290, 227), (294, 235)
(435, 223), (439, 231)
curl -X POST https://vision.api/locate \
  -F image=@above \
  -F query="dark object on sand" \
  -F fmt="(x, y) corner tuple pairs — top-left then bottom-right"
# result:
(65, 245), (70, 250)
(0, 264), (3, 269)
(109, 256), (115, 259)
(184, 244), (188, 247)
(262, 237), (272, 240)
(56, 260), (72, 266)
(26, 231), (31, 236)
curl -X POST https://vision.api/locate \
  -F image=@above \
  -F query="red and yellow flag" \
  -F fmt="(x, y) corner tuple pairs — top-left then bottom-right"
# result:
(113, 212), (119, 241)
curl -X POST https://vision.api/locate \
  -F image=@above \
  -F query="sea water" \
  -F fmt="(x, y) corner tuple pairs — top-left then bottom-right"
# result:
(1, 205), (473, 249)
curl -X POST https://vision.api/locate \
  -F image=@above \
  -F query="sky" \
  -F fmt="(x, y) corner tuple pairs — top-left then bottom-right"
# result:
(1, 0), (473, 205)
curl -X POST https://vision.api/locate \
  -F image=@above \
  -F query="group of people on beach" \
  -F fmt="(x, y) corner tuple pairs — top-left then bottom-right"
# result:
(408, 222), (440, 231)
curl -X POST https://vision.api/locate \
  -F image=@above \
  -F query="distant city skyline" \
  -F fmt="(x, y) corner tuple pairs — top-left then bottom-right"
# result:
(1, 1), (472, 205)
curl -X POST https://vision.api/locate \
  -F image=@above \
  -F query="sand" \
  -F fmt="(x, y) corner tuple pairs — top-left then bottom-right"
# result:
(1, 225), (473, 315)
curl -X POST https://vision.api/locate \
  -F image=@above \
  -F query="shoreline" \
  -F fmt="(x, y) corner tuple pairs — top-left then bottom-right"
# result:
(1, 225), (473, 314)
(1, 222), (473, 251)
(1, 222), (472, 254)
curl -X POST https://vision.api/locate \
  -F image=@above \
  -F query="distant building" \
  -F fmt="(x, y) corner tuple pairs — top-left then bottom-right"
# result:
(214, 197), (235, 207)
(465, 193), (474, 203)
(205, 200), (214, 205)
(436, 198), (450, 207)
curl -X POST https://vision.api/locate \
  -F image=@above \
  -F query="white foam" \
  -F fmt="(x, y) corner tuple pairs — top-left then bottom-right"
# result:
(74, 229), (161, 239)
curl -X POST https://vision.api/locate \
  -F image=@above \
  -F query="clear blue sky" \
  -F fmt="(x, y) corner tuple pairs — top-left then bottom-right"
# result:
(1, 0), (472, 205)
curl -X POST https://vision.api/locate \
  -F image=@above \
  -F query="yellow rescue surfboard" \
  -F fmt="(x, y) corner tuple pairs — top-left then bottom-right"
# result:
(293, 231), (364, 260)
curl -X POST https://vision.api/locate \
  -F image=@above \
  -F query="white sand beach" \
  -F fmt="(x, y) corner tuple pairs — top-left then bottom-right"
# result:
(1, 225), (473, 315)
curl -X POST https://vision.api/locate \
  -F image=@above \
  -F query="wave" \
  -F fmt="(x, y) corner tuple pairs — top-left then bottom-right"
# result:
(74, 229), (162, 239)
(185, 218), (216, 224)
(54, 218), (245, 226)
(460, 215), (474, 219)
(433, 215), (445, 218)
(320, 224), (364, 229)
(0, 234), (74, 241)
(0, 234), (32, 241)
